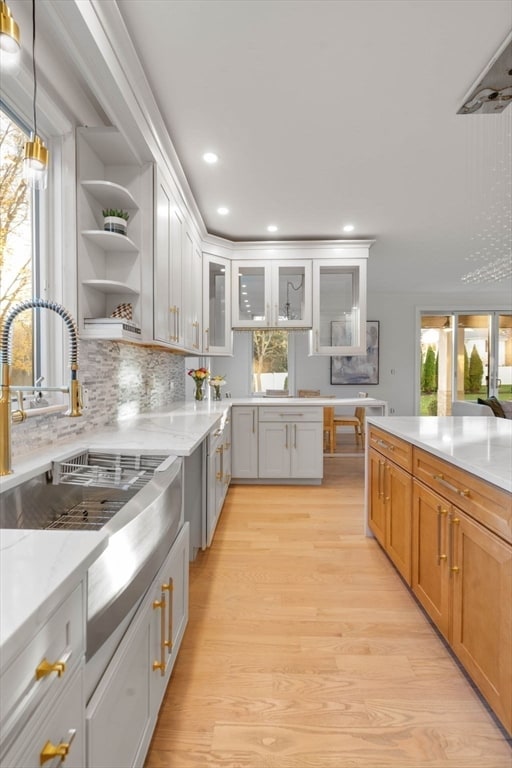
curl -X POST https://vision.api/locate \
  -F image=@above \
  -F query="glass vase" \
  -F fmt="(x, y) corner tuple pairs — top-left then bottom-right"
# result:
(213, 385), (222, 401)
(194, 380), (205, 401)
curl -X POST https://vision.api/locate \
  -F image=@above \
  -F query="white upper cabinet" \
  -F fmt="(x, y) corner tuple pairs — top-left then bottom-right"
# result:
(203, 253), (232, 356)
(154, 166), (203, 352)
(76, 127), (152, 342)
(311, 257), (368, 355)
(232, 260), (312, 329)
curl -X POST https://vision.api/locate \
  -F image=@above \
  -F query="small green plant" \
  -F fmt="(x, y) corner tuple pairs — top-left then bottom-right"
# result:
(102, 208), (129, 221)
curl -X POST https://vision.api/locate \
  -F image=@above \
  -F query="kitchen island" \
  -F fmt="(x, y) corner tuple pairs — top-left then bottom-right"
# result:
(365, 415), (512, 735)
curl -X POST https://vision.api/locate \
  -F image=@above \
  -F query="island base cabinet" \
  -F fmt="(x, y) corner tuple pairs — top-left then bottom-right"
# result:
(86, 523), (189, 768)
(451, 511), (512, 733)
(2, 664), (85, 768)
(368, 445), (412, 584)
(412, 481), (451, 640)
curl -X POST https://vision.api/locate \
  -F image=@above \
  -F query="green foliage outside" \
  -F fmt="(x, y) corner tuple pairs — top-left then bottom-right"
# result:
(468, 345), (484, 393)
(421, 345), (437, 394)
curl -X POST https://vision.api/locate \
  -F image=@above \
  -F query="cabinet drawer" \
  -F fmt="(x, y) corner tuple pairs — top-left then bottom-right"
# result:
(258, 406), (323, 422)
(413, 447), (512, 544)
(368, 427), (412, 472)
(0, 582), (85, 749)
(2, 663), (85, 768)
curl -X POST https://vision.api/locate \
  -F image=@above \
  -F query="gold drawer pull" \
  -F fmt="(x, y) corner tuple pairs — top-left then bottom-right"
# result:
(40, 729), (75, 765)
(433, 473), (470, 497)
(35, 659), (66, 680)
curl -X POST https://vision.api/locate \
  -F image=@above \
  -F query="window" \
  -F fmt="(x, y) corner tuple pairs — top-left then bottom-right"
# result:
(252, 330), (289, 393)
(0, 104), (37, 385)
(419, 311), (511, 415)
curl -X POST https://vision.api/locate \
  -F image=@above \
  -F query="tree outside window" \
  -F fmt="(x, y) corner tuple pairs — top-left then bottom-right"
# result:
(0, 107), (34, 385)
(252, 330), (288, 393)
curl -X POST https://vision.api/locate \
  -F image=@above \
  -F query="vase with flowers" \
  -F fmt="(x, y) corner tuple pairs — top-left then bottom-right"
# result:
(209, 375), (226, 401)
(188, 367), (210, 401)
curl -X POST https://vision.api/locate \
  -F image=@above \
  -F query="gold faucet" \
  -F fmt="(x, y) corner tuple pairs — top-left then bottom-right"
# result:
(0, 299), (82, 476)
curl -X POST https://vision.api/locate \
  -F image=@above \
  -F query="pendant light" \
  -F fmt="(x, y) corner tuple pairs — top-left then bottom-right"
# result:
(0, 1), (20, 73)
(24, 0), (48, 190)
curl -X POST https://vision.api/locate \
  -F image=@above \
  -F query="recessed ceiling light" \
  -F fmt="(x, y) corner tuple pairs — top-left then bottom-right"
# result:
(343, 224), (355, 233)
(203, 152), (218, 164)
(267, 225), (278, 232)
(217, 206), (229, 215)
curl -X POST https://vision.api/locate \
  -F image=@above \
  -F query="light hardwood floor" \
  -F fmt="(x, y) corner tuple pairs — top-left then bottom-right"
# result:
(145, 456), (511, 768)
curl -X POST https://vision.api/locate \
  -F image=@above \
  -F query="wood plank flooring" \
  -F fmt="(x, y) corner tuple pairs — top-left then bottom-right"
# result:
(145, 456), (511, 768)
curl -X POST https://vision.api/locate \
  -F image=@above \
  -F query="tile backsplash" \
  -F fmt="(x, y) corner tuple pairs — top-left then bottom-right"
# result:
(11, 341), (186, 460)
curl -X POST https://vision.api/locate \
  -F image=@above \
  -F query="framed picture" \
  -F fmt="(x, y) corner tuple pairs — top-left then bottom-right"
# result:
(331, 320), (380, 385)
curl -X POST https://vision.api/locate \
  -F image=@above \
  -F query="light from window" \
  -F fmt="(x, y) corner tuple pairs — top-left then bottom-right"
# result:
(252, 330), (288, 393)
(0, 106), (34, 385)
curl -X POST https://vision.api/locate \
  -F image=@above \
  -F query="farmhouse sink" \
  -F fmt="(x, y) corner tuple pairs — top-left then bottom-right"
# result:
(0, 450), (169, 531)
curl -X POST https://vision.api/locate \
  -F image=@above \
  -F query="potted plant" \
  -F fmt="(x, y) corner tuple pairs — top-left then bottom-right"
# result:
(102, 208), (129, 235)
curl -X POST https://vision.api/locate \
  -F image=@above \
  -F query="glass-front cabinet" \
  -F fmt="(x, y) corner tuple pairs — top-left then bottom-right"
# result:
(232, 260), (312, 329)
(203, 252), (232, 355)
(311, 259), (367, 355)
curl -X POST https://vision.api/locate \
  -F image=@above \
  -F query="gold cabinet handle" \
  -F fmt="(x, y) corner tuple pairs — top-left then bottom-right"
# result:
(436, 506), (448, 565)
(40, 729), (76, 765)
(449, 515), (460, 573)
(35, 658), (66, 681)
(433, 473), (469, 498)
(152, 597), (166, 675)
(162, 578), (174, 653)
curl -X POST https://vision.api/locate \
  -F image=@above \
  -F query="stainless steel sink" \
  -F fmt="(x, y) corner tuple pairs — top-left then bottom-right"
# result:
(0, 451), (169, 531)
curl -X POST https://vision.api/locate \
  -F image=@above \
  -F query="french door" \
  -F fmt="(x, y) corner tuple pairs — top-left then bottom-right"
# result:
(419, 311), (512, 415)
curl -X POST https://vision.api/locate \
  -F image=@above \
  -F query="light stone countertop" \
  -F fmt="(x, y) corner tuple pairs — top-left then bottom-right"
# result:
(0, 529), (107, 671)
(366, 415), (512, 493)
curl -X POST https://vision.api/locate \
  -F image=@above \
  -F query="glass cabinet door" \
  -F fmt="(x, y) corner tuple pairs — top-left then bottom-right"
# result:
(232, 261), (271, 328)
(232, 260), (311, 328)
(203, 253), (232, 355)
(311, 259), (367, 355)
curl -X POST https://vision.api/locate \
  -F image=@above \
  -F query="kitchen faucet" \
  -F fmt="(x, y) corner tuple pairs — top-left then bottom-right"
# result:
(0, 298), (82, 476)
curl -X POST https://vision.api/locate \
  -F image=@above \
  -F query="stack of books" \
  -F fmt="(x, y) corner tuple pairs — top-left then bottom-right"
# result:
(84, 317), (141, 338)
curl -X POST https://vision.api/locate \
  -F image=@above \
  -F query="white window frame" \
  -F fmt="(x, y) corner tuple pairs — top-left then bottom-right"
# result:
(1, 59), (75, 400)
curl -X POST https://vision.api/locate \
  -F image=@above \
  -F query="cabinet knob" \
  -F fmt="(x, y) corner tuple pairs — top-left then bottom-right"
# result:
(35, 658), (66, 680)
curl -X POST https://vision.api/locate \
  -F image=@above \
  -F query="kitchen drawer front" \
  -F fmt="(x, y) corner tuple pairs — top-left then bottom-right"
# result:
(0, 582), (85, 748)
(258, 406), (323, 422)
(413, 447), (512, 544)
(368, 427), (412, 472)
(2, 663), (85, 768)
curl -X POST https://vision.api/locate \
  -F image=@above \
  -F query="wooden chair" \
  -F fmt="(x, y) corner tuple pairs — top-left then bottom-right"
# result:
(333, 406), (365, 448)
(323, 407), (335, 453)
(298, 389), (321, 397)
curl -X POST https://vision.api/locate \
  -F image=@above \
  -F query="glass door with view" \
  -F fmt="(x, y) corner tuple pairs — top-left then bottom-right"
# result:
(419, 312), (511, 415)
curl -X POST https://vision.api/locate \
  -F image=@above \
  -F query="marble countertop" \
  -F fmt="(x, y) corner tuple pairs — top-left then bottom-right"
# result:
(0, 529), (107, 671)
(366, 416), (512, 493)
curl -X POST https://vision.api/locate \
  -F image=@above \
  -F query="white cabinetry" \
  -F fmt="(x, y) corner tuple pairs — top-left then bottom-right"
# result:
(206, 416), (232, 547)
(154, 167), (203, 352)
(86, 523), (189, 768)
(0, 583), (86, 768)
(77, 127), (152, 342)
(258, 406), (323, 479)
(232, 260), (312, 329)
(231, 406), (259, 479)
(203, 252), (232, 355)
(311, 256), (368, 355)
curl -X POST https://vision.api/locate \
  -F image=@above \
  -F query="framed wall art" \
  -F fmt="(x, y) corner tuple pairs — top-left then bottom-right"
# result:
(331, 320), (380, 385)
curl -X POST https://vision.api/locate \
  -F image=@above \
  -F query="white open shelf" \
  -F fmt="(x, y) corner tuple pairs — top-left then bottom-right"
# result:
(81, 180), (138, 210)
(81, 230), (138, 253)
(82, 279), (140, 295)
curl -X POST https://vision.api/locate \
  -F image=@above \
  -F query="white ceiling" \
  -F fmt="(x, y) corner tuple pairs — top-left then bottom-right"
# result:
(79, 1), (512, 295)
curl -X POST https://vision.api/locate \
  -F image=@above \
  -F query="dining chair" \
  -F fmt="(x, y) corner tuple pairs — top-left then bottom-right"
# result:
(333, 406), (365, 448)
(323, 406), (335, 453)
